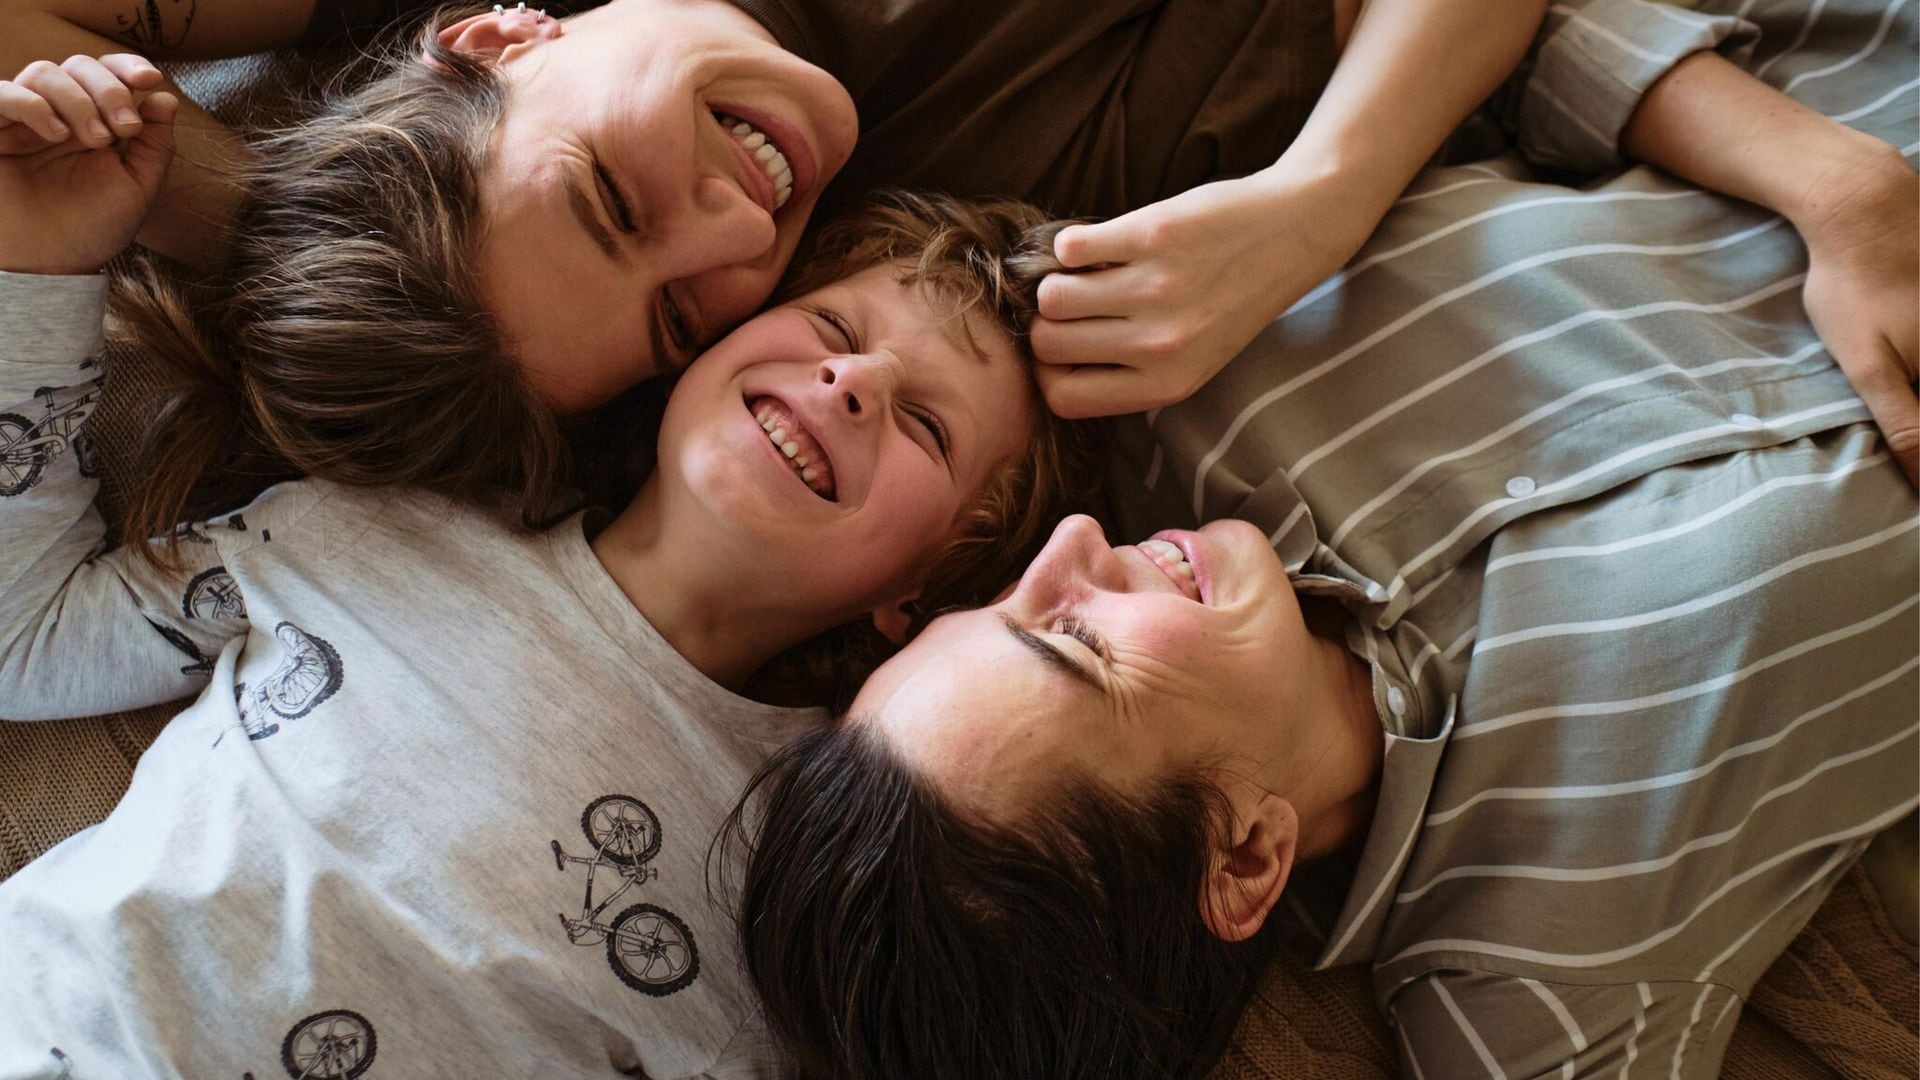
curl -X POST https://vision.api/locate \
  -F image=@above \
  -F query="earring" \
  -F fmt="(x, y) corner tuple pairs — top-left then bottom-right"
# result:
(492, 4), (504, 12)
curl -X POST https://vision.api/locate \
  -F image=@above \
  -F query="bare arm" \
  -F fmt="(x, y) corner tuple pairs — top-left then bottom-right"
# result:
(1031, 0), (1548, 417)
(1621, 50), (1918, 483)
(4, 0), (319, 267)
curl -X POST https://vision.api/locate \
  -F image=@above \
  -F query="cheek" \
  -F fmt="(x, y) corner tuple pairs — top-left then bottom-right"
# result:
(847, 452), (961, 580)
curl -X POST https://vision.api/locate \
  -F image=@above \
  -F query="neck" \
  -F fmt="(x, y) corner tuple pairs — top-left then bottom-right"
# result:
(589, 482), (818, 689)
(1284, 620), (1385, 861)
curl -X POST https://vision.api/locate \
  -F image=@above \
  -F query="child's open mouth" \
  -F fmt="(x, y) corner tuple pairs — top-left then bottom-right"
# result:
(747, 395), (838, 501)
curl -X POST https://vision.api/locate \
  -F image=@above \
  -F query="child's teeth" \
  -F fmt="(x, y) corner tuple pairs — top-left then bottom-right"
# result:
(794, 455), (810, 467)
(781, 441), (800, 458)
(801, 467), (818, 483)
(769, 427), (788, 443)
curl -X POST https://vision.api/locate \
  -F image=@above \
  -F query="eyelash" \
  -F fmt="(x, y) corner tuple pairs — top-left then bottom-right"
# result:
(809, 306), (951, 458)
(661, 290), (694, 357)
(594, 161), (635, 233)
(1055, 616), (1107, 660)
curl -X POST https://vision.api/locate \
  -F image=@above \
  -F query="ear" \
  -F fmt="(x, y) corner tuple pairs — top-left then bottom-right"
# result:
(428, 6), (563, 66)
(870, 596), (917, 646)
(1198, 792), (1298, 943)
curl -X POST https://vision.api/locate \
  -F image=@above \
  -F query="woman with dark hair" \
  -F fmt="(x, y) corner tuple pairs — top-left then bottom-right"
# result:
(727, 7), (1920, 1074)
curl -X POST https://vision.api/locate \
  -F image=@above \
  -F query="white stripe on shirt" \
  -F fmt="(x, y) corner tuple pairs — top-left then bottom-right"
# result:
(1457, 591), (1914, 739)
(1782, 0), (1909, 94)
(1329, 343), (1830, 550)
(1425, 656), (1919, 826)
(1754, 0), (1832, 80)
(1386, 394), (1858, 610)
(1380, 798), (1919, 969)
(1401, 722), (1917, 901)
(1484, 437), (1887, 574)
(1472, 517), (1918, 655)
(1432, 975), (1509, 1079)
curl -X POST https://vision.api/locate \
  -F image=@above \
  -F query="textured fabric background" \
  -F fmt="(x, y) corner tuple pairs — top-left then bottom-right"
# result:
(0, 45), (1910, 1080)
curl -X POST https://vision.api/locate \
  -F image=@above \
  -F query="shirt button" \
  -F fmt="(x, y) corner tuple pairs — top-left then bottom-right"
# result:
(1505, 475), (1536, 498)
(1730, 413), (1764, 429)
(1386, 686), (1409, 717)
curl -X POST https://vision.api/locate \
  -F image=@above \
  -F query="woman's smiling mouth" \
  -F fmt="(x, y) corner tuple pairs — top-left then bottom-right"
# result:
(748, 395), (837, 500)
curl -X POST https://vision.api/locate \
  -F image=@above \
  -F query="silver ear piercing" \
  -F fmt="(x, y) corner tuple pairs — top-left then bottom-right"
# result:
(492, 4), (504, 12)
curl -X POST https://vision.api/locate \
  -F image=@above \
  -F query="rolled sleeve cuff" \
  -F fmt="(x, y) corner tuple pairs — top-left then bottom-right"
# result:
(1516, 0), (1760, 174)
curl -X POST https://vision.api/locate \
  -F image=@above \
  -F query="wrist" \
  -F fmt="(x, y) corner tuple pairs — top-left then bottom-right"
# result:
(1251, 151), (1386, 255)
(1780, 133), (1913, 236)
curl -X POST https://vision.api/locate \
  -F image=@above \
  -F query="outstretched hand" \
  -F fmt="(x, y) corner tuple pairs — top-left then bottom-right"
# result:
(0, 54), (178, 275)
(1793, 150), (1919, 486)
(1030, 166), (1369, 419)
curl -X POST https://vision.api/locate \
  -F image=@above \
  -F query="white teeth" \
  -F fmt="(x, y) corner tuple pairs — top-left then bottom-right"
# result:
(1140, 539), (1186, 564)
(718, 112), (795, 210)
(794, 454), (810, 467)
(769, 427), (788, 443)
(781, 441), (800, 458)
(801, 467), (818, 482)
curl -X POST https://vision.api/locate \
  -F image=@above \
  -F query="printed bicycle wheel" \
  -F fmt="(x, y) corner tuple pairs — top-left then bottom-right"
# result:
(263, 623), (345, 720)
(580, 794), (662, 867)
(606, 903), (699, 996)
(0, 414), (45, 496)
(280, 1009), (377, 1079)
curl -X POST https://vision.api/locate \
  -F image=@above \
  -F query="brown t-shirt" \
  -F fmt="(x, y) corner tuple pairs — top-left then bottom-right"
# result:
(734, 0), (1337, 219)
(312, 0), (1337, 218)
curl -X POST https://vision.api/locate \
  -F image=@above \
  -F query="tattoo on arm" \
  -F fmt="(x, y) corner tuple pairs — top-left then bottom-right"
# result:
(114, 0), (197, 50)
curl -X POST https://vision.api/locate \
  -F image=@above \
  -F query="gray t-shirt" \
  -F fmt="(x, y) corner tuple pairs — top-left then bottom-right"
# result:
(0, 271), (820, 1079)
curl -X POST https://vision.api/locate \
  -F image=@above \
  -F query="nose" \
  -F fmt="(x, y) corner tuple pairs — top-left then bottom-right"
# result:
(1009, 515), (1124, 605)
(816, 353), (902, 419)
(670, 177), (780, 273)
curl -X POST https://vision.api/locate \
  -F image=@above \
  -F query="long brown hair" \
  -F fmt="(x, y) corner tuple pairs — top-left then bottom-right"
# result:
(113, 4), (573, 564)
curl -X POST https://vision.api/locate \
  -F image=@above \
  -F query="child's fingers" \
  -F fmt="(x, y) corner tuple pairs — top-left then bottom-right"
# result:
(0, 78), (69, 144)
(61, 54), (147, 138)
(14, 60), (113, 147)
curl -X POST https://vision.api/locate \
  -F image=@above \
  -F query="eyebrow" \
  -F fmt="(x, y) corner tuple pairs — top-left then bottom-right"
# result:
(562, 170), (624, 264)
(999, 614), (1105, 695)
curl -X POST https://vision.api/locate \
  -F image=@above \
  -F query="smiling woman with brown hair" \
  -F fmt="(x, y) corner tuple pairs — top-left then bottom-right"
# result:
(0, 0), (1554, 542)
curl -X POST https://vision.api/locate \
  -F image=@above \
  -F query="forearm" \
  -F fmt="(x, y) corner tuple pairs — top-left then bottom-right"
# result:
(1620, 49), (1911, 229)
(1270, 0), (1548, 240)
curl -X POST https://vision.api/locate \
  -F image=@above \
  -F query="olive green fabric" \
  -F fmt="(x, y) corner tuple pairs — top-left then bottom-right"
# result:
(737, 0), (1339, 221)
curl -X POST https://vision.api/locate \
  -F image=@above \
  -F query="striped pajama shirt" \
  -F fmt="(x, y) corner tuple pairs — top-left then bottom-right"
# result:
(1104, 0), (1919, 1074)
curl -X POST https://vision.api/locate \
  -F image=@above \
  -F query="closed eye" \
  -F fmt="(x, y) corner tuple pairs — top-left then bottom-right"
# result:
(1054, 615), (1110, 661)
(594, 161), (636, 233)
(905, 403), (950, 458)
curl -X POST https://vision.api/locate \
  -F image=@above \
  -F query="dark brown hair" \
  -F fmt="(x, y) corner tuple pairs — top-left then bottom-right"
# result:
(112, 3), (569, 564)
(725, 721), (1274, 1080)
(746, 189), (1105, 708)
